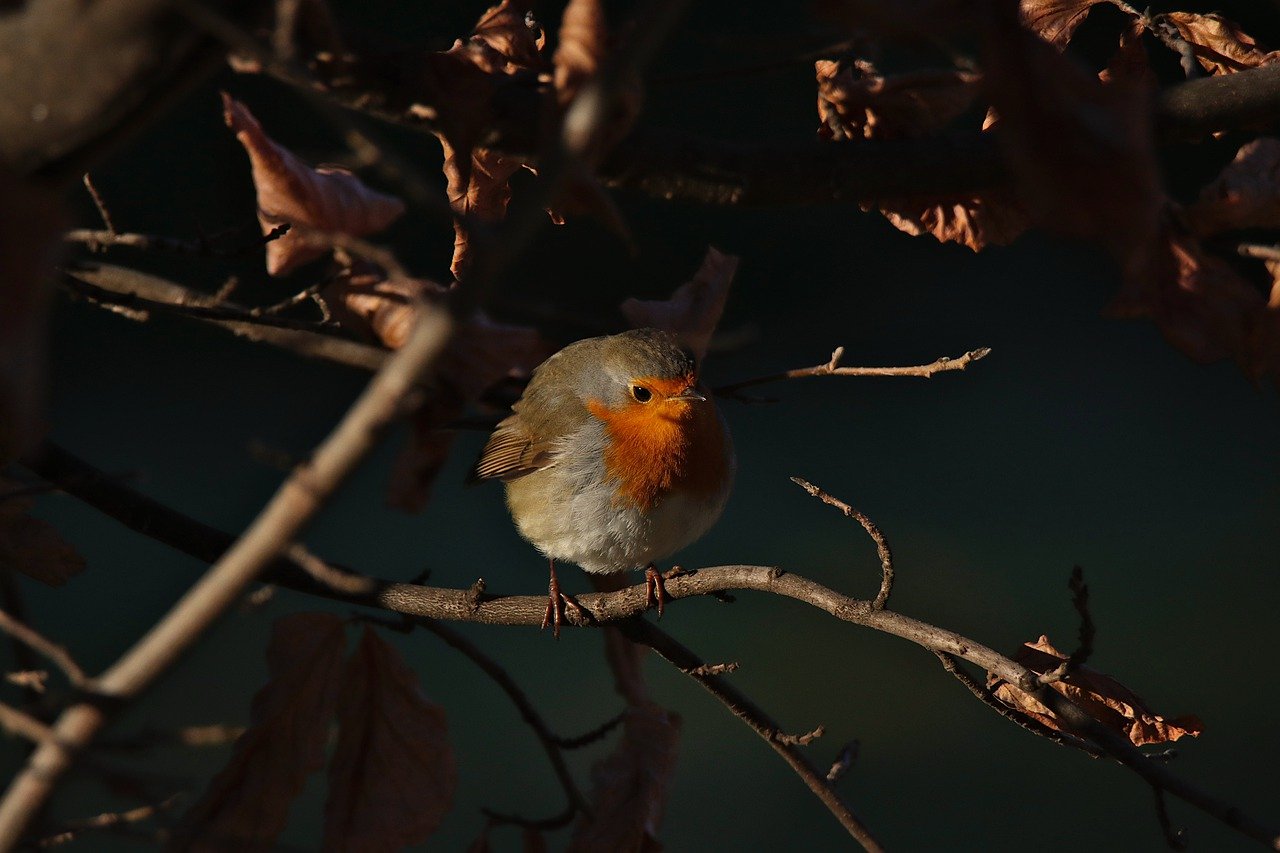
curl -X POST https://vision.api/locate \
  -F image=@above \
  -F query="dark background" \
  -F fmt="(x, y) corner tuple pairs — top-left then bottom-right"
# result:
(8, 0), (1280, 849)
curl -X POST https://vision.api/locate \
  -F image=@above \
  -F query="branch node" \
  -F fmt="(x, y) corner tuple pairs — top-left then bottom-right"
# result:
(775, 724), (824, 746)
(687, 661), (740, 677)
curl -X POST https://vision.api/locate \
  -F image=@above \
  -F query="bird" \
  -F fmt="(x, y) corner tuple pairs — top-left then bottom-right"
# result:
(470, 328), (735, 637)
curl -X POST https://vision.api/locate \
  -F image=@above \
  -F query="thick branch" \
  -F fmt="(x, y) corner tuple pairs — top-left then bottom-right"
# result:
(0, 308), (452, 848)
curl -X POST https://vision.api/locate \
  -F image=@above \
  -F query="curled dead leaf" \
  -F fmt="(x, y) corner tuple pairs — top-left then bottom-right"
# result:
(1162, 12), (1280, 76)
(620, 247), (738, 363)
(1185, 138), (1280, 236)
(431, 1), (546, 280)
(568, 702), (681, 853)
(175, 613), (347, 850)
(981, 2), (1162, 269)
(0, 479), (85, 587)
(815, 59), (1029, 250)
(1112, 220), (1264, 366)
(816, 59), (982, 142)
(222, 93), (405, 276)
(988, 635), (1204, 747)
(322, 627), (456, 852)
(1018, 0), (1129, 49)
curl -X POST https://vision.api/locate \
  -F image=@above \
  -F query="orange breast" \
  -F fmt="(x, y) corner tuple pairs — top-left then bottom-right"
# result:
(588, 382), (727, 511)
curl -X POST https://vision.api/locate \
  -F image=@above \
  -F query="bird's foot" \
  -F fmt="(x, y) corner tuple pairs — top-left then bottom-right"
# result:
(645, 564), (673, 619)
(542, 565), (585, 639)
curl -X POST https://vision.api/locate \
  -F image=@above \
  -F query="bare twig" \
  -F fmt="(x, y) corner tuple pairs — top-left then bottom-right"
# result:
(80, 174), (117, 235)
(620, 618), (883, 852)
(64, 223), (290, 257)
(0, 610), (86, 688)
(1153, 786), (1189, 851)
(1067, 566), (1095, 672)
(5, 671), (49, 693)
(0, 307), (452, 849)
(1237, 243), (1280, 263)
(22, 446), (1280, 851)
(791, 477), (894, 610)
(714, 346), (990, 400)
(62, 264), (389, 373)
(0, 701), (56, 746)
(687, 661), (739, 677)
(36, 794), (182, 849)
(412, 617), (591, 827)
(776, 724), (825, 746)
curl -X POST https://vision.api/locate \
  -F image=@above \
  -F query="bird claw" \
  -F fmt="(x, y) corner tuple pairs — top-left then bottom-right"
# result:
(542, 565), (584, 639)
(645, 564), (671, 619)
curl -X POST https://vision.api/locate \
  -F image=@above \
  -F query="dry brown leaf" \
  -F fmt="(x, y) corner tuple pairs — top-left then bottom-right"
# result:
(222, 93), (405, 276)
(1185, 138), (1280, 236)
(815, 59), (1030, 250)
(1018, 0), (1127, 49)
(0, 479), (85, 587)
(568, 702), (681, 853)
(620, 247), (738, 362)
(980, 3), (1162, 272)
(176, 613), (346, 851)
(988, 635), (1204, 746)
(879, 192), (1031, 252)
(431, 1), (546, 280)
(816, 59), (982, 142)
(321, 265), (546, 510)
(323, 627), (455, 852)
(1163, 12), (1280, 76)
(1112, 220), (1264, 365)
(0, 170), (61, 463)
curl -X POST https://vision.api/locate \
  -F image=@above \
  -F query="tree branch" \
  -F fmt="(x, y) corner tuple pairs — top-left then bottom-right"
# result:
(0, 307), (452, 849)
(713, 346), (990, 400)
(21, 443), (1280, 850)
(61, 263), (389, 372)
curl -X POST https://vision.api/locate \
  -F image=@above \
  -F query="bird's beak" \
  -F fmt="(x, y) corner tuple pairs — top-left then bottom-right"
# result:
(671, 388), (708, 403)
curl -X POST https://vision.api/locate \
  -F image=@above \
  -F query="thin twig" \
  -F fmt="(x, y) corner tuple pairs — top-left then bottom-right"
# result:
(620, 618), (883, 852)
(714, 346), (991, 400)
(0, 610), (87, 688)
(412, 617), (592, 826)
(81, 174), (117, 236)
(1067, 566), (1095, 672)
(1153, 786), (1189, 850)
(36, 794), (182, 849)
(1237, 243), (1280, 262)
(64, 223), (290, 257)
(0, 307), (452, 849)
(791, 477), (894, 610)
(0, 701), (56, 746)
(61, 264), (389, 373)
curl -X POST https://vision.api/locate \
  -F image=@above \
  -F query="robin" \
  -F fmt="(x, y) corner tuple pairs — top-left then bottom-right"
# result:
(471, 328), (735, 637)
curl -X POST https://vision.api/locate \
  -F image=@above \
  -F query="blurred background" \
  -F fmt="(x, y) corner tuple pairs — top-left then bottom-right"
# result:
(6, 0), (1280, 849)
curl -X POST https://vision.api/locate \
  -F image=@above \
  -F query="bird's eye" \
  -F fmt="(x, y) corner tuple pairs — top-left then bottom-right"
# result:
(630, 384), (653, 403)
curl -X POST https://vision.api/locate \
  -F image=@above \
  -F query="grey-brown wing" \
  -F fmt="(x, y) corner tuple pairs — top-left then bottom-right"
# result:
(468, 416), (559, 482)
